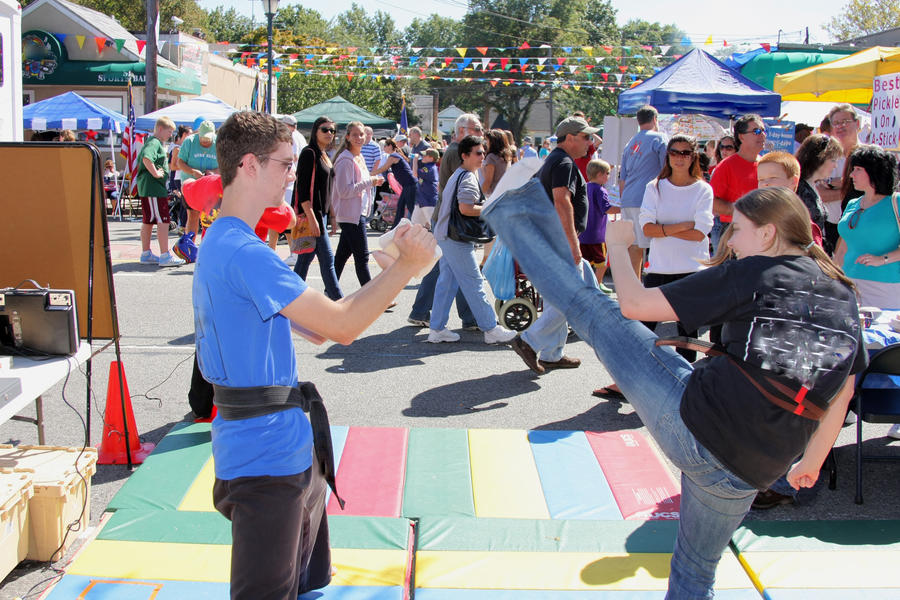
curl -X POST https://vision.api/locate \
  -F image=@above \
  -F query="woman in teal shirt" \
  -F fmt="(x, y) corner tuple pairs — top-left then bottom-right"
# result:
(835, 145), (900, 309)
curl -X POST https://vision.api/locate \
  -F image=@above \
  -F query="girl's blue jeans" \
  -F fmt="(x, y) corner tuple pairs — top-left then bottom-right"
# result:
(483, 179), (758, 600)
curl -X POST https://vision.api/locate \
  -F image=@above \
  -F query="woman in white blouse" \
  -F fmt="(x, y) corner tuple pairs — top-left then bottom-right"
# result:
(639, 134), (714, 361)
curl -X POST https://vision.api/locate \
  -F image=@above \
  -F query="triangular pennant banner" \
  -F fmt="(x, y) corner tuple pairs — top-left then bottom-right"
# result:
(562, 46), (572, 54)
(444, 56), (453, 67)
(426, 57), (435, 67)
(500, 57), (509, 70)
(136, 39), (145, 53)
(476, 47), (488, 55)
(94, 36), (106, 54)
(761, 43), (771, 52)
(456, 47), (467, 57)
(602, 45), (613, 54)
(520, 41), (530, 49)
(705, 35), (713, 45)
(76, 35), (86, 49)
(582, 46), (593, 56)
(114, 38), (125, 53)
(659, 45), (671, 55)
(556, 57), (566, 66)
(54, 32), (67, 43)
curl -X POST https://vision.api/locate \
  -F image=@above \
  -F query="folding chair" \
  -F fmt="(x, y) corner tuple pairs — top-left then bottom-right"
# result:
(854, 342), (900, 504)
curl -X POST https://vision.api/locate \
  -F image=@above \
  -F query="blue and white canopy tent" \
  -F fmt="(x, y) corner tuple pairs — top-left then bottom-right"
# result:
(23, 90), (128, 133)
(617, 48), (781, 120)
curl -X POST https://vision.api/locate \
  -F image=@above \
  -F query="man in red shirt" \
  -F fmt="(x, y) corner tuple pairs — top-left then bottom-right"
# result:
(710, 114), (766, 249)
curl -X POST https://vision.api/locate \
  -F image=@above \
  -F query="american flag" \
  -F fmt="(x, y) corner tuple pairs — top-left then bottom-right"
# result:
(121, 75), (139, 195)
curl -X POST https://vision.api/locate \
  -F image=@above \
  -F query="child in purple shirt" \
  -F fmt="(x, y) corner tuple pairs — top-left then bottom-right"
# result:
(578, 159), (618, 293)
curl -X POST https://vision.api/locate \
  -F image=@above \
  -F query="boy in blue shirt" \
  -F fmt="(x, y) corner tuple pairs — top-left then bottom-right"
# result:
(193, 111), (436, 600)
(579, 159), (617, 294)
(413, 147), (440, 227)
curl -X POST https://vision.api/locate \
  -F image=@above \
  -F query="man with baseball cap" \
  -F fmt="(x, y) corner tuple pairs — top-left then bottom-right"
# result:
(510, 116), (602, 375)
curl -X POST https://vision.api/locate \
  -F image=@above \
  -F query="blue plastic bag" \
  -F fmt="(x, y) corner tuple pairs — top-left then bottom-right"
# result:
(483, 239), (515, 301)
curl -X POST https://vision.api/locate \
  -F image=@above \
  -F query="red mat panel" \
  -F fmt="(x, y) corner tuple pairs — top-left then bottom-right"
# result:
(327, 427), (409, 517)
(585, 430), (681, 520)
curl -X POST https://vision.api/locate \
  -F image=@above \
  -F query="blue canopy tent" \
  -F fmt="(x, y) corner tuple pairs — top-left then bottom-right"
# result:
(23, 91), (127, 133)
(135, 94), (238, 130)
(617, 48), (781, 120)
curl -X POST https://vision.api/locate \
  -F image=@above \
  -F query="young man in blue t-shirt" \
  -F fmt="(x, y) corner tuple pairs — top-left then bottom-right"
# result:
(193, 111), (436, 600)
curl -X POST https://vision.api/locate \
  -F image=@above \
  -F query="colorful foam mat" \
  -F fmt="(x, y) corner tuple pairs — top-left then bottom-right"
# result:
(730, 520), (900, 599)
(108, 423), (681, 522)
(46, 422), (763, 599)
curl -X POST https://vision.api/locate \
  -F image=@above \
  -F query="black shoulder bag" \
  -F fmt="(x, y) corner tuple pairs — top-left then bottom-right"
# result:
(447, 170), (494, 243)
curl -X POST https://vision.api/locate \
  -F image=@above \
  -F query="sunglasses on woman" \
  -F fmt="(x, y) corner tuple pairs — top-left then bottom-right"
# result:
(320, 127), (336, 134)
(667, 149), (694, 157)
(847, 207), (865, 229)
(719, 144), (735, 150)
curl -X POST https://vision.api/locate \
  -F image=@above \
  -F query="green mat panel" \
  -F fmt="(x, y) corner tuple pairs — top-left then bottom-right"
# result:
(402, 428), (475, 518)
(99, 509), (232, 544)
(416, 517), (678, 553)
(733, 520), (900, 552)
(98, 510), (410, 550)
(106, 422), (213, 511)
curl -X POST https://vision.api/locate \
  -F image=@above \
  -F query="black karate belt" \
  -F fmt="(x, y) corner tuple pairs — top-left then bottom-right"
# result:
(213, 382), (346, 509)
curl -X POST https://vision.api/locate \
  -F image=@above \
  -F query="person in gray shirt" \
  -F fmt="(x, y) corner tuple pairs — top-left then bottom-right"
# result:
(618, 105), (668, 277)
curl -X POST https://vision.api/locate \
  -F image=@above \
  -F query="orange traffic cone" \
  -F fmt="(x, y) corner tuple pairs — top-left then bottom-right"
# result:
(97, 361), (155, 465)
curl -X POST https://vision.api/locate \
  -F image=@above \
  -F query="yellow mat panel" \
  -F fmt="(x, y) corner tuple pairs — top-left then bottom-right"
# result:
(415, 551), (750, 590)
(177, 457), (216, 512)
(740, 551), (900, 589)
(68, 540), (407, 586)
(468, 429), (550, 519)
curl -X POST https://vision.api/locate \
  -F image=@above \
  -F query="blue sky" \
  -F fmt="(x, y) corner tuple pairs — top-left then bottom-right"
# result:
(197, 0), (851, 45)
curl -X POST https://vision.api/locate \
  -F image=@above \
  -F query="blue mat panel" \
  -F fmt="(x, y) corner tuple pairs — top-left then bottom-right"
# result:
(415, 590), (758, 599)
(44, 576), (404, 599)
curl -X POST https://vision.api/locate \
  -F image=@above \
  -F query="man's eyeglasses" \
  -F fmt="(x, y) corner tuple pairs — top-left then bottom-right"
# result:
(668, 149), (694, 157)
(831, 119), (856, 129)
(262, 155), (294, 172)
(319, 127), (336, 134)
(847, 207), (865, 229)
(472, 150), (486, 156)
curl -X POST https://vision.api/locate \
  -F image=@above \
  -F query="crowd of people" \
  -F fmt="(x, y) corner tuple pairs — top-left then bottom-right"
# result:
(110, 100), (899, 600)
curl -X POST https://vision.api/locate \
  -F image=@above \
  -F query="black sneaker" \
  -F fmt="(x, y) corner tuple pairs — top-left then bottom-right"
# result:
(751, 489), (794, 510)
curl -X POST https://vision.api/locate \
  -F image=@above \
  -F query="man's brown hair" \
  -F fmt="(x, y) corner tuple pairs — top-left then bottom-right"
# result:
(216, 111), (292, 187)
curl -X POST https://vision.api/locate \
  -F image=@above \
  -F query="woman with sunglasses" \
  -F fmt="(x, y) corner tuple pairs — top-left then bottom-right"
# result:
(835, 144), (900, 309)
(428, 135), (517, 345)
(332, 121), (385, 287)
(638, 135), (714, 361)
(483, 184), (865, 600)
(711, 135), (736, 171)
(293, 116), (344, 300)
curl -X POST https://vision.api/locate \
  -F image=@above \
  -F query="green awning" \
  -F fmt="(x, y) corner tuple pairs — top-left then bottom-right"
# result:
(30, 60), (201, 94)
(741, 51), (855, 90)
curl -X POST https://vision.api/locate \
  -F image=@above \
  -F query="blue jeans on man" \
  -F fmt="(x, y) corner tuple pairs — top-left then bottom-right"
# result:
(483, 178), (758, 600)
(409, 261), (476, 327)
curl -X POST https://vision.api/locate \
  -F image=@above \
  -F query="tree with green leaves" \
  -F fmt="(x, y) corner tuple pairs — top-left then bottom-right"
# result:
(402, 15), (464, 49)
(825, 0), (900, 40)
(331, 3), (400, 48)
(205, 7), (253, 44)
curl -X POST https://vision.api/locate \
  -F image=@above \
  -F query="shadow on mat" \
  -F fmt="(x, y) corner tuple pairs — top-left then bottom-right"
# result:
(404, 371), (541, 417)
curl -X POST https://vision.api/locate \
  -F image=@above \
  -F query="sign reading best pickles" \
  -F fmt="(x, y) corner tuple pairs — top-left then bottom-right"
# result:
(871, 73), (900, 151)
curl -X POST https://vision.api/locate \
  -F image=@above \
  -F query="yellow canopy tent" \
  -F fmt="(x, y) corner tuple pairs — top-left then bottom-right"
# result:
(774, 46), (900, 104)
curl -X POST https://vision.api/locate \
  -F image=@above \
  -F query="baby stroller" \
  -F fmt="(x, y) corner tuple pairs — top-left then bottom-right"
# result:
(493, 261), (542, 331)
(368, 192), (399, 232)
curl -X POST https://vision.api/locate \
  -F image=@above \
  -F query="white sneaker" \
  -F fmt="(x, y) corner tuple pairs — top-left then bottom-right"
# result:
(888, 424), (900, 440)
(158, 251), (186, 267)
(284, 254), (298, 266)
(427, 328), (460, 343)
(139, 250), (159, 264)
(484, 325), (517, 344)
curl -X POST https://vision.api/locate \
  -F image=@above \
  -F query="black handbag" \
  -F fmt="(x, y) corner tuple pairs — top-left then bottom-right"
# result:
(447, 170), (494, 243)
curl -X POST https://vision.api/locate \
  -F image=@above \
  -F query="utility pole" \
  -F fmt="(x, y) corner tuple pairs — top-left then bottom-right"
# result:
(432, 90), (439, 137)
(144, 0), (159, 113)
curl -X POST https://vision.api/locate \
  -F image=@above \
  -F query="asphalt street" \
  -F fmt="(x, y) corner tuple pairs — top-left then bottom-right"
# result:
(2, 220), (898, 599)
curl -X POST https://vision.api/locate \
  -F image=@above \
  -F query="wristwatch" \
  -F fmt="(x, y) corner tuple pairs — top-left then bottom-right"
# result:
(884, 255), (890, 264)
